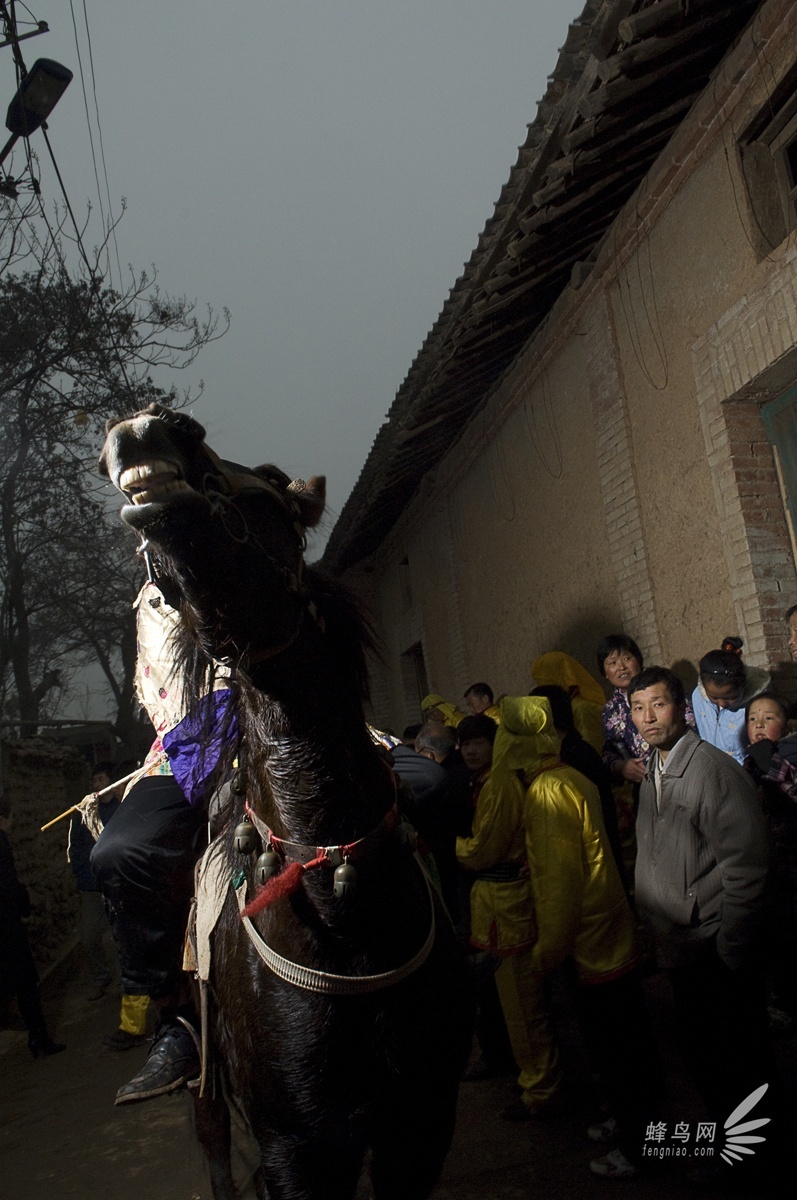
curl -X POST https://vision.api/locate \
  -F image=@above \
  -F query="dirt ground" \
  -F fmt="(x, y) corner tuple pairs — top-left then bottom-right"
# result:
(2, 948), (795, 1200)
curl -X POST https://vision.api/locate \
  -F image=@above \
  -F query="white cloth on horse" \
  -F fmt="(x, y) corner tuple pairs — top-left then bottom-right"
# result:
(133, 581), (231, 737)
(132, 581), (235, 806)
(192, 839), (233, 981)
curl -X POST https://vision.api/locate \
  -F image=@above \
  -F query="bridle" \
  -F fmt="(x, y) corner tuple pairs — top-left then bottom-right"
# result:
(226, 766), (438, 995)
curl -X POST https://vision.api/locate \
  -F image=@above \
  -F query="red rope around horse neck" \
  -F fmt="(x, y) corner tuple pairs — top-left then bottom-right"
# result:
(241, 853), (327, 918)
(240, 767), (399, 920)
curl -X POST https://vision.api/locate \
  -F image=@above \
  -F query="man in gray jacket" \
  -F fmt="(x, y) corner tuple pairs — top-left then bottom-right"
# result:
(628, 666), (786, 1184)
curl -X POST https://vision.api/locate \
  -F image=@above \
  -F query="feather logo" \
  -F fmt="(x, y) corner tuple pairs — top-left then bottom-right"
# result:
(720, 1083), (770, 1166)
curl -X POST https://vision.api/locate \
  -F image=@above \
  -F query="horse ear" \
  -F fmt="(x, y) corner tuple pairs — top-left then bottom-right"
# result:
(293, 475), (326, 528)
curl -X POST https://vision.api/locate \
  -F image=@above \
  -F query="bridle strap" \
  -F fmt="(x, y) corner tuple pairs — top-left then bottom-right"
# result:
(244, 800), (400, 869)
(200, 445), (303, 516)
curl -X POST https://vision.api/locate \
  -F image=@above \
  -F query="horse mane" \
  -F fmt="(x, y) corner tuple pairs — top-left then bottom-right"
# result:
(302, 564), (375, 705)
(163, 564), (374, 703)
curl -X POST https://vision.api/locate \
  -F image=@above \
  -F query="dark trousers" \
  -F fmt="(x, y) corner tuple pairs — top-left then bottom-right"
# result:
(90, 775), (206, 1000)
(577, 969), (662, 1163)
(0, 924), (48, 1038)
(668, 948), (792, 1181)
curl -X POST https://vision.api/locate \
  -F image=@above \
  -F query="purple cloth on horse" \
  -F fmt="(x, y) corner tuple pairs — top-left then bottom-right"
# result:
(162, 689), (238, 806)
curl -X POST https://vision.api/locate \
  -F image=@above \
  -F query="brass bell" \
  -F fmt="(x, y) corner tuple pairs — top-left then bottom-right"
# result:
(255, 846), (280, 887)
(234, 817), (259, 855)
(333, 858), (357, 899)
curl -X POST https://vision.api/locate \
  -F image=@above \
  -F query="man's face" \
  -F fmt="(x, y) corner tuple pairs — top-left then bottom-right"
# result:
(91, 771), (112, 794)
(788, 612), (797, 662)
(464, 690), (489, 715)
(459, 736), (493, 773)
(423, 705), (445, 724)
(630, 683), (686, 752)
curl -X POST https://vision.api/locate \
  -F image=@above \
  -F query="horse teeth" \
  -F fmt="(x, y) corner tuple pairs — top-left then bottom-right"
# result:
(130, 479), (191, 504)
(119, 461), (180, 492)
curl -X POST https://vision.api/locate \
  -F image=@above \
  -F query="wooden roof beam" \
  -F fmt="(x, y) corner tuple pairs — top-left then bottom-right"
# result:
(537, 124), (676, 204)
(475, 222), (619, 313)
(578, 42), (724, 120)
(598, 6), (752, 83)
(562, 91), (694, 154)
(519, 164), (636, 234)
(617, 0), (754, 45)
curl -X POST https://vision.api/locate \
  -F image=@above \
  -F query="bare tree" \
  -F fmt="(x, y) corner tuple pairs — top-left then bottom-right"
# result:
(0, 218), (229, 741)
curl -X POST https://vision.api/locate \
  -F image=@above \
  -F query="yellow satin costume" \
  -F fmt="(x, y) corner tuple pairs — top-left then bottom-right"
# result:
(491, 696), (638, 1110)
(455, 772), (534, 956)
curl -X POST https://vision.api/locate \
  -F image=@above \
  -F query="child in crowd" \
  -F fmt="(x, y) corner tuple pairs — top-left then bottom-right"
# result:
(692, 636), (769, 764)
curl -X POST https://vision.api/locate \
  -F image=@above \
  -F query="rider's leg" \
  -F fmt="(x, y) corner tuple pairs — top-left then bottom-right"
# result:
(91, 773), (206, 1101)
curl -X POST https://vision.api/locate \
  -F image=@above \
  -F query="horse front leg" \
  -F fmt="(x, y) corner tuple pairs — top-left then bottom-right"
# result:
(191, 1077), (238, 1200)
(255, 1129), (364, 1200)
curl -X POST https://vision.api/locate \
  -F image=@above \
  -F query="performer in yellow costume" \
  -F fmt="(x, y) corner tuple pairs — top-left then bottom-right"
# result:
(490, 697), (655, 1137)
(420, 693), (465, 727)
(455, 736), (537, 1116)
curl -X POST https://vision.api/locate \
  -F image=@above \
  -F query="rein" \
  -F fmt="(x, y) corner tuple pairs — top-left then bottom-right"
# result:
(199, 445), (326, 663)
(244, 800), (400, 869)
(201, 445), (309, 598)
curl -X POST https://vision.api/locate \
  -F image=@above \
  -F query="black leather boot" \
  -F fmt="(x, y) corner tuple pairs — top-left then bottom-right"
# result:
(114, 1016), (199, 1104)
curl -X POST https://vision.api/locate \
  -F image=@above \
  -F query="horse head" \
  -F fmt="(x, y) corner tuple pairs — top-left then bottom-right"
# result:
(100, 403), (326, 667)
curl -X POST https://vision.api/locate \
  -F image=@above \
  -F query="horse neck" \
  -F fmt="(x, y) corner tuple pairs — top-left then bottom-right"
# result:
(155, 548), (389, 841)
(240, 643), (389, 849)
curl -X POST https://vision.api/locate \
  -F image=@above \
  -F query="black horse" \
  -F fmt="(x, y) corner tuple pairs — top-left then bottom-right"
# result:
(100, 404), (470, 1200)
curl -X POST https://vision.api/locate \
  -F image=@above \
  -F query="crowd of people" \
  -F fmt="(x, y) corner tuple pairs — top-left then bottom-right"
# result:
(386, 607), (797, 1190)
(4, 601), (797, 1193)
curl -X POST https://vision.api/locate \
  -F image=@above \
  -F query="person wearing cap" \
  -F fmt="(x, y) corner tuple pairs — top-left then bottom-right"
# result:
(420, 693), (465, 728)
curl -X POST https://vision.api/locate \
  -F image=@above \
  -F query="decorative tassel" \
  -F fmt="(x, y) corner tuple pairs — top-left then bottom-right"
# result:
(240, 852), (326, 919)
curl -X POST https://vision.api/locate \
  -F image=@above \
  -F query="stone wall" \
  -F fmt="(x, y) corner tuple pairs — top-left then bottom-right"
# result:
(2, 739), (87, 968)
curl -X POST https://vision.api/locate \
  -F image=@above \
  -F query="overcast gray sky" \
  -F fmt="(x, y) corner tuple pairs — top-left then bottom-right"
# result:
(10, 0), (569, 551)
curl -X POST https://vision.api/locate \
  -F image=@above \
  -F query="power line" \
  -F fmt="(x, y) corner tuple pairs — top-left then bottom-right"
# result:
(67, 0), (108, 277)
(80, 0), (122, 286)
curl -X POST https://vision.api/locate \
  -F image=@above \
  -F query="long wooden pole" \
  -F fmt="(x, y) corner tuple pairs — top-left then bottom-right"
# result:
(39, 756), (166, 831)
